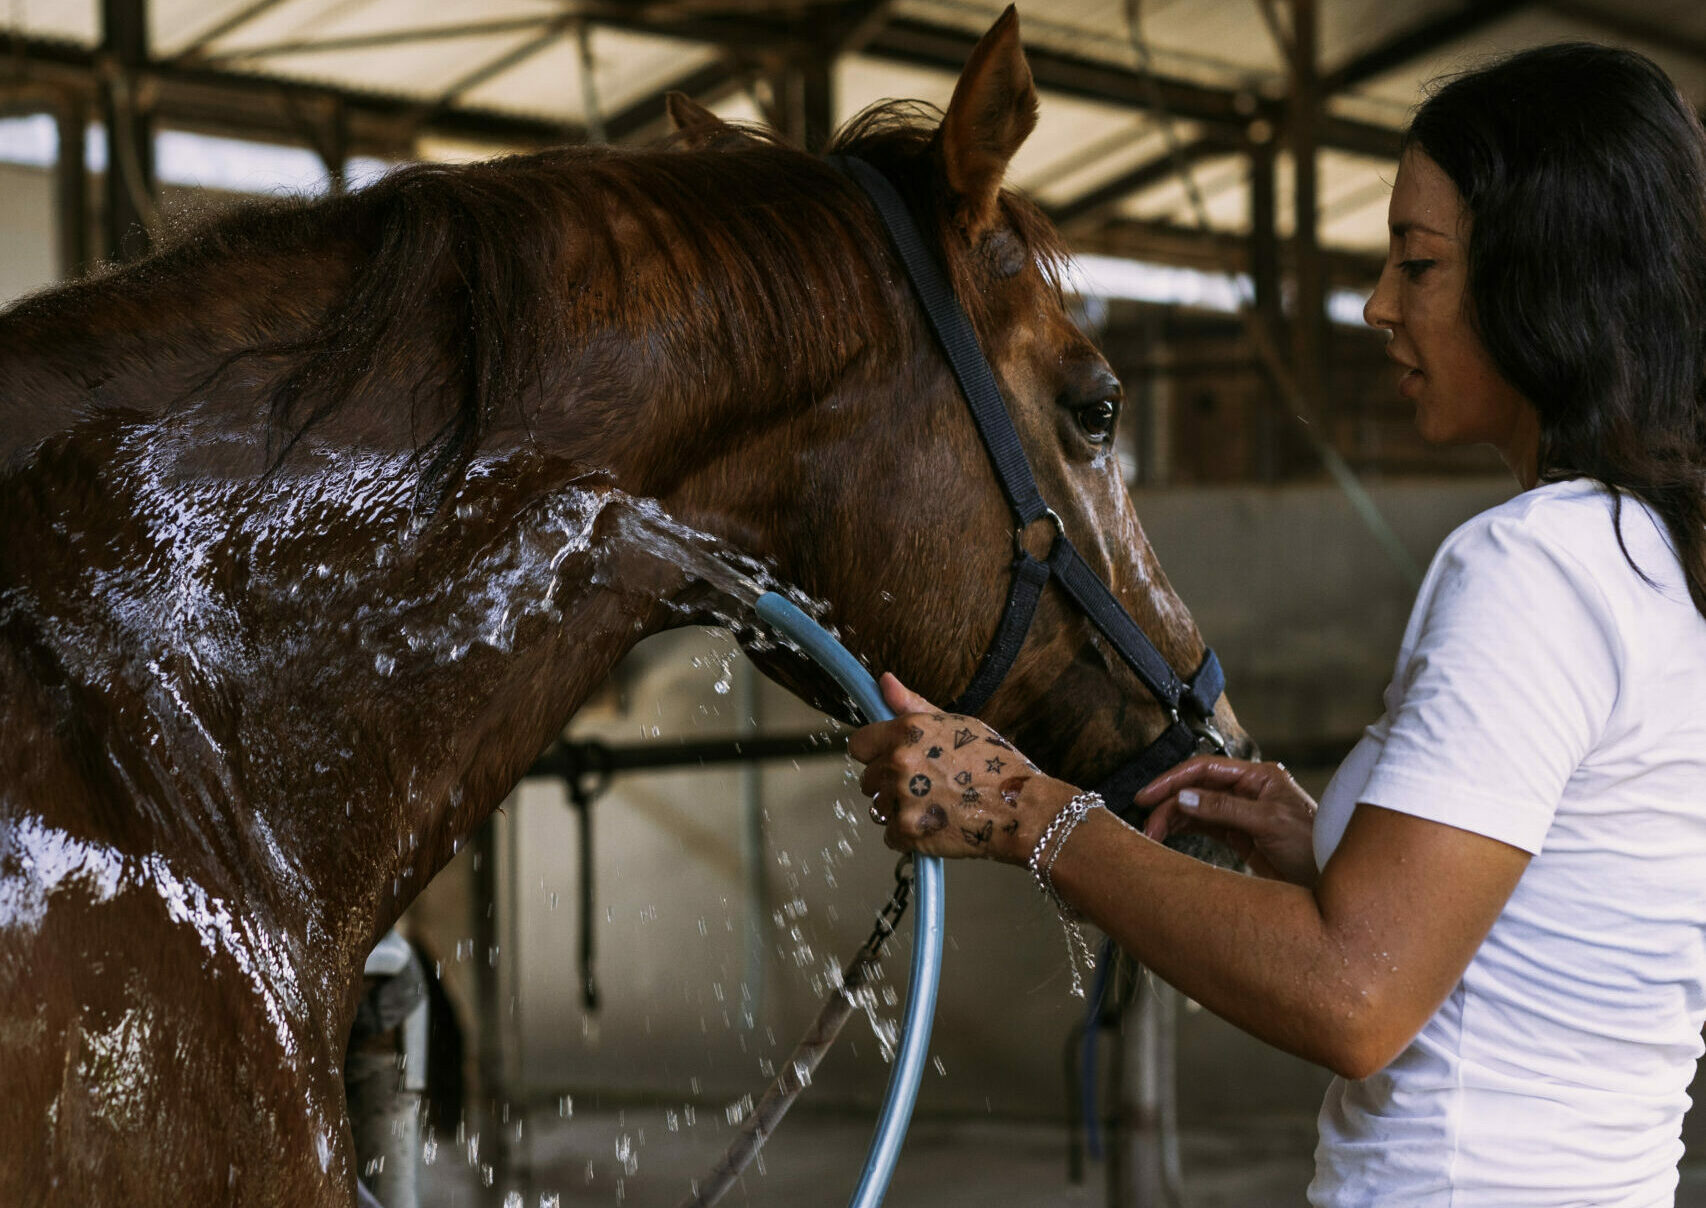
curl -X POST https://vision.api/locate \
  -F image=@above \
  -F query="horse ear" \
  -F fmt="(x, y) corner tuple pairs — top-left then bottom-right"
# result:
(661, 92), (730, 148)
(937, 5), (1038, 240)
(666, 91), (724, 135)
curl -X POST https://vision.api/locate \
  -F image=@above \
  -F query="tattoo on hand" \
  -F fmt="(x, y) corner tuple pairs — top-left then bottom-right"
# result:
(1002, 818), (1020, 835)
(908, 774), (932, 797)
(961, 820), (994, 846)
(984, 735), (1012, 749)
(954, 770), (973, 786)
(905, 725), (923, 744)
(926, 746), (942, 759)
(953, 727), (977, 749)
(961, 788), (980, 804)
(985, 756), (1005, 774)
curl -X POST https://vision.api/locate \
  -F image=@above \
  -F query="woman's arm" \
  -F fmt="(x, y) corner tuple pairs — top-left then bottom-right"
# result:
(851, 675), (1531, 1080)
(1043, 780), (1528, 1078)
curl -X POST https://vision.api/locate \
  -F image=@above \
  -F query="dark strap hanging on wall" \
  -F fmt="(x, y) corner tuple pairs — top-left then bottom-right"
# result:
(831, 153), (1228, 779)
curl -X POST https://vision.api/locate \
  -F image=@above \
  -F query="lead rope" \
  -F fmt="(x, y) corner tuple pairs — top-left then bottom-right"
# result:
(678, 856), (917, 1208)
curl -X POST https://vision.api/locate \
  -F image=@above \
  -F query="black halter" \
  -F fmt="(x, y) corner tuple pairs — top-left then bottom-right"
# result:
(831, 155), (1228, 818)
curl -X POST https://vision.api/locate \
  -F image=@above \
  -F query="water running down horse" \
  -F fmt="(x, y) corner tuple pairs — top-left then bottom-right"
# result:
(0, 8), (1247, 1203)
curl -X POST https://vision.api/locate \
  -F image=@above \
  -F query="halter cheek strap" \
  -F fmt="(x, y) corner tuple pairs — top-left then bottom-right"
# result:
(830, 154), (1228, 816)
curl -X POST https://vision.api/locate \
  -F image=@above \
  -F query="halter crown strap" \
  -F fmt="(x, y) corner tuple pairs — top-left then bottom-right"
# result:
(831, 154), (1227, 779)
(831, 155), (1049, 530)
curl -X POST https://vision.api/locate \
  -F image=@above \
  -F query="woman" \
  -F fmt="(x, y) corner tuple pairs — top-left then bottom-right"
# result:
(850, 43), (1706, 1206)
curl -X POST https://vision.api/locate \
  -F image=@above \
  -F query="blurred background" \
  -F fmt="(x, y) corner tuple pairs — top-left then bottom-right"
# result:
(4, 1), (1704, 1204)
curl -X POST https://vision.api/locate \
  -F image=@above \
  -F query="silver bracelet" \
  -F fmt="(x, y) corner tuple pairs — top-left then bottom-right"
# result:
(1027, 790), (1104, 997)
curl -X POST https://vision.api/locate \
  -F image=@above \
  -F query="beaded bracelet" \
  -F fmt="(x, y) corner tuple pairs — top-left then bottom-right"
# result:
(1026, 790), (1104, 997)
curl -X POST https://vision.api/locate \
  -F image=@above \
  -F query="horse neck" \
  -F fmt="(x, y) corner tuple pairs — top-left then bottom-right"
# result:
(2, 406), (758, 993)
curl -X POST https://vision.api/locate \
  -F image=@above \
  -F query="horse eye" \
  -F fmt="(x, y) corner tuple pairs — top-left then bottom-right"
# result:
(1077, 399), (1118, 441)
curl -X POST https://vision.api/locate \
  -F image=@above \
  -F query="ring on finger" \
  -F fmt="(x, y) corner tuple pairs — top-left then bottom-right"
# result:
(869, 803), (886, 824)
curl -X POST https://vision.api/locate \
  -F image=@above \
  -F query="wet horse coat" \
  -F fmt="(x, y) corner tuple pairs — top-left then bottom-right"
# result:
(0, 10), (1244, 1204)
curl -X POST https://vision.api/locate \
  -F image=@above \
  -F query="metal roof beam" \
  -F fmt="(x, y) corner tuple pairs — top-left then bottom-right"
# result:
(604, 57), (748, 143)
(1321, 0), (1533, 93)
(1069, 216), (1382, 282)
(860, 17), (1402, 159)
(433, 17), (574, 109)
(2, 36), (579, 158)
(1046, 136), (1236, 228)
(170, 0), (295, 63)
(190, 17), (558, 64)
(1540, 1), (1706, 64)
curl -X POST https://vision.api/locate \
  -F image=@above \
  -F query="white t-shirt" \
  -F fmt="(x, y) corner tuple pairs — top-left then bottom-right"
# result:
(1309, 479), (1706, 1208)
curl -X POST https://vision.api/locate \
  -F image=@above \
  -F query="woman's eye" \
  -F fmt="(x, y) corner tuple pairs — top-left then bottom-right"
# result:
(1077, 399), (1118, 441)
(1399, 258), (1436, 281)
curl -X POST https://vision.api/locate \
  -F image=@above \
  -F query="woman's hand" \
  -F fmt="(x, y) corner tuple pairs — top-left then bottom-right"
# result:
(1136, 756), (1320, 887)
(847, 673), (1070, 864)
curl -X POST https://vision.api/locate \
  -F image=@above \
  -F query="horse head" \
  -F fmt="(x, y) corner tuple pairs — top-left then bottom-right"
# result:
(655, 9), (1252, 794)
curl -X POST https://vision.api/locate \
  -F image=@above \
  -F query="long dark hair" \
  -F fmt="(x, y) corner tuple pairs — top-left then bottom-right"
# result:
(1406, 42), (1706, 618)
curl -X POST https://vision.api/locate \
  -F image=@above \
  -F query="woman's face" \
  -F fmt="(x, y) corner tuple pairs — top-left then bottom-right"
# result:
(1364, 149), (1538, 482)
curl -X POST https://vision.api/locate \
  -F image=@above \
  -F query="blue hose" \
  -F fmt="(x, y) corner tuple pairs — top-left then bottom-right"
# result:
(753, 593), (946, 1208)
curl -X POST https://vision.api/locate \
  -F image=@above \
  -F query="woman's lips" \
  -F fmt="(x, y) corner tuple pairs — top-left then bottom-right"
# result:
(1397, 367), (1423, 399)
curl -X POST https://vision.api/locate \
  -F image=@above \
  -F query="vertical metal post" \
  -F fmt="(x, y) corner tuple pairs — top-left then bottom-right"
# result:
(772, 52), (834, 152)
(1108, 971), (1178, 1208)
(323, 95), (348, 195)
(1249, 130), (1282, 481)
(1287, 0), (1325, 418)
(54, 98), (89, 279)
(100, 0), (154, 260)
(469, 815), (511, 1174)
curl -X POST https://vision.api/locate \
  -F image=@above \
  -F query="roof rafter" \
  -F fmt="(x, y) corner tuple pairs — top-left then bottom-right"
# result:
(1047, 135), (1240, 229)
(1541, 0), (1706, 64)
(860, 17), (1402, 159)
(1321, 0), (1533, 92)
(3, 34), (581, 157)
(604, 56), (748, 143)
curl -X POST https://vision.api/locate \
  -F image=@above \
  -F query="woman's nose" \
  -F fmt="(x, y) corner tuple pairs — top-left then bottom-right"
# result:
(1363, 266), (1399, 330)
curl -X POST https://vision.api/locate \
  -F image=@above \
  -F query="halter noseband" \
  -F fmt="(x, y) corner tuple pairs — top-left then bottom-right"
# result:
(830, 155), (1229, 817)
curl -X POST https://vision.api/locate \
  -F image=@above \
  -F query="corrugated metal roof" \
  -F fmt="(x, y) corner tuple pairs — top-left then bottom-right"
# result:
(6, 1), (1705, 264)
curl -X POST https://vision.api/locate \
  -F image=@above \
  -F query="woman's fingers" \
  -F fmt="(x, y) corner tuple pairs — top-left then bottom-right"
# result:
(848, 716), (916, 764)
(879, 672), (937, 716)
(1133, 756), (1297, 807)
(1132, 755), (1264, 805)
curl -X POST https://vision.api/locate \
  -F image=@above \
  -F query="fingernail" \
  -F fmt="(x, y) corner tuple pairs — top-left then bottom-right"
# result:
(1178, 789), (1200, 809)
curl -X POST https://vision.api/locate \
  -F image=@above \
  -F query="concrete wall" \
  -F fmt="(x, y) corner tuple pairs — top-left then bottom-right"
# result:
(405, 476), (1521, 1130)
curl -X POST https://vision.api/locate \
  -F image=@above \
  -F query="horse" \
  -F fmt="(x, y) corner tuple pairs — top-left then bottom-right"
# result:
(0, 7), (1248, 1204)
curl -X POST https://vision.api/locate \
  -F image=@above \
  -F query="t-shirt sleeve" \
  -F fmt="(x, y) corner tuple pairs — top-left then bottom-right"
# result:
(1358, 512), (1622, 854)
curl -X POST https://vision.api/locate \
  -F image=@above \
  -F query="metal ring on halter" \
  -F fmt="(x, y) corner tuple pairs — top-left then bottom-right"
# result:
(1189, 713), (1228, 754)
(1013, 507), (1065, 557)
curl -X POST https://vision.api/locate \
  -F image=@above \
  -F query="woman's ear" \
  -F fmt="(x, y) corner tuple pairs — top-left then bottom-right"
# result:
(935, 5), (1038, 241)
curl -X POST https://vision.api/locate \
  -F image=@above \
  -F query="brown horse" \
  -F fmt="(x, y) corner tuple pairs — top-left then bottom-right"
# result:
(0, 8), (1246, 1205)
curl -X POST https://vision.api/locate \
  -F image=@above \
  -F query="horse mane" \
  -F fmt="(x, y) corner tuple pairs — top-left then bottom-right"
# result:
(4, 102), (1069, 504)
